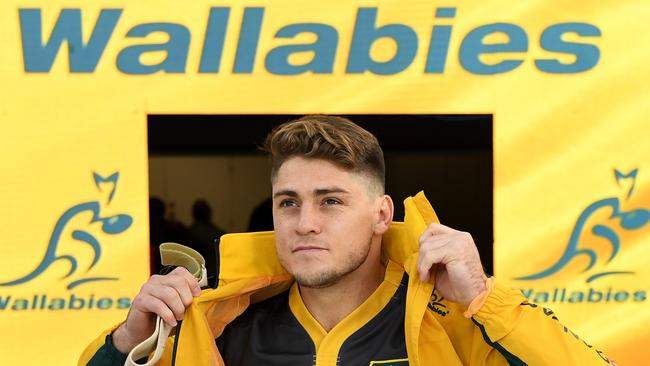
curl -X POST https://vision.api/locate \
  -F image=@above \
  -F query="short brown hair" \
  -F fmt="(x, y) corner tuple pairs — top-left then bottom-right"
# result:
(263, 115), (385, 193)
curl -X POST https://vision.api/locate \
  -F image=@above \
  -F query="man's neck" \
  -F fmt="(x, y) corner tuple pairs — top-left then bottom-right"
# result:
(298, 250), (386, 332)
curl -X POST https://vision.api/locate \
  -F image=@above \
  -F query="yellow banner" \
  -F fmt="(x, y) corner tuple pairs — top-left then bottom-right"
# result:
(0, 0), (647, 364)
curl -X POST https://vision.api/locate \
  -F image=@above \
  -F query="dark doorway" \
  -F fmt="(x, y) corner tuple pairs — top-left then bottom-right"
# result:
(148, 114), (493, 274)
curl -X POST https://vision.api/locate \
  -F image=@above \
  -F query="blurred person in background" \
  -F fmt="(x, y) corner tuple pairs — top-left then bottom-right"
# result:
(188, 199), (225, 287)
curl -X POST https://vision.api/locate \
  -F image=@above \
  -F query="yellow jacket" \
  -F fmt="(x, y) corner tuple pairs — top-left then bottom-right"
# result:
(79, 192), (613, 366)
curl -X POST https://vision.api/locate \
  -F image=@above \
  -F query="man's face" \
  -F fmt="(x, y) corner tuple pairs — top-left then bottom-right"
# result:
(272, 157), (381, 288)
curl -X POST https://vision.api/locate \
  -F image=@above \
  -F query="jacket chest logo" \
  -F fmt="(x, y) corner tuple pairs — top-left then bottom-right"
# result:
(428, 288), (449, 317)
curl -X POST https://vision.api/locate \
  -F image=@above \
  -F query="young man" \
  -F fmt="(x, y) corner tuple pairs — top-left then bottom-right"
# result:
(81, 115), (613, 365)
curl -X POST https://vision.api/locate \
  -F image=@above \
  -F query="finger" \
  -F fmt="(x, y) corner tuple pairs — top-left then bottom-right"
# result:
(170, 267), (202, 296)
(417, 244), (454, 282)
(418, 250), (443, 282)
(149, 285), (187, 321)
(143, 296), (177, 327)
(421, 222), (456, 238)
(417, 236), (455, 269)
(160, 274), (197, 307)
(418, 234), (453, 253)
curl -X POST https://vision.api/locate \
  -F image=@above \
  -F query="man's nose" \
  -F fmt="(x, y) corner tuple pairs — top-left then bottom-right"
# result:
(296, 205), (321, 235)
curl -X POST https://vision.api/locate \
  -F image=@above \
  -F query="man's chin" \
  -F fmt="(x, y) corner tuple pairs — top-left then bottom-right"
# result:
(293, 270), (341, 289)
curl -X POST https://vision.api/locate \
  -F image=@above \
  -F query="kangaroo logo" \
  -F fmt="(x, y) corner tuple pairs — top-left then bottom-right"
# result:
(515, 169), (649, 283)
(0, 172), (133, 290)
(428, 288), (449, 317)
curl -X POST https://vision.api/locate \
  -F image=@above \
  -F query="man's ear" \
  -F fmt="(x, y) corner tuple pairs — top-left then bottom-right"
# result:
(374, 195), (394, 235)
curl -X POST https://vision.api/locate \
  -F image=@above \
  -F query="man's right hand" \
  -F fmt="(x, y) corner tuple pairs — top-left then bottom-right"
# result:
(112, 267), (202, 354)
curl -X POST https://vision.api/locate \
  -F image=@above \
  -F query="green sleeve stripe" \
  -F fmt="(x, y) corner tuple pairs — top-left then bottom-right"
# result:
(472, 319), (527, 366)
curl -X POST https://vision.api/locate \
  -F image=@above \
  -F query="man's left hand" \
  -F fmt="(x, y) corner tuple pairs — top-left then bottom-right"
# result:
(417, 223), (488, 307)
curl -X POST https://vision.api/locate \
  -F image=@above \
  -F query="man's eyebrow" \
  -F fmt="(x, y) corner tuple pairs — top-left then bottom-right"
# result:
(314, 187), (349, 196)
(273, 190), (298, 199)
(272, 188), (350, 198)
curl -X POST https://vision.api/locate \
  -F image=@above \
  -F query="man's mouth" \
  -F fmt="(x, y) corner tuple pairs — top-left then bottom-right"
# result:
(292, 245), (327, 253)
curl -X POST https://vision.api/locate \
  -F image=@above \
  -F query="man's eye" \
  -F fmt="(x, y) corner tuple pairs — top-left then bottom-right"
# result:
(323, 198), (340, 205)
(280, 200), (297, 208)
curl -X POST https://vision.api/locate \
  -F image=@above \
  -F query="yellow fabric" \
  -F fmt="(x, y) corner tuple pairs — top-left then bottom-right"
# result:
(463, 277), (496, 319)
(78, 192), (614, 366)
